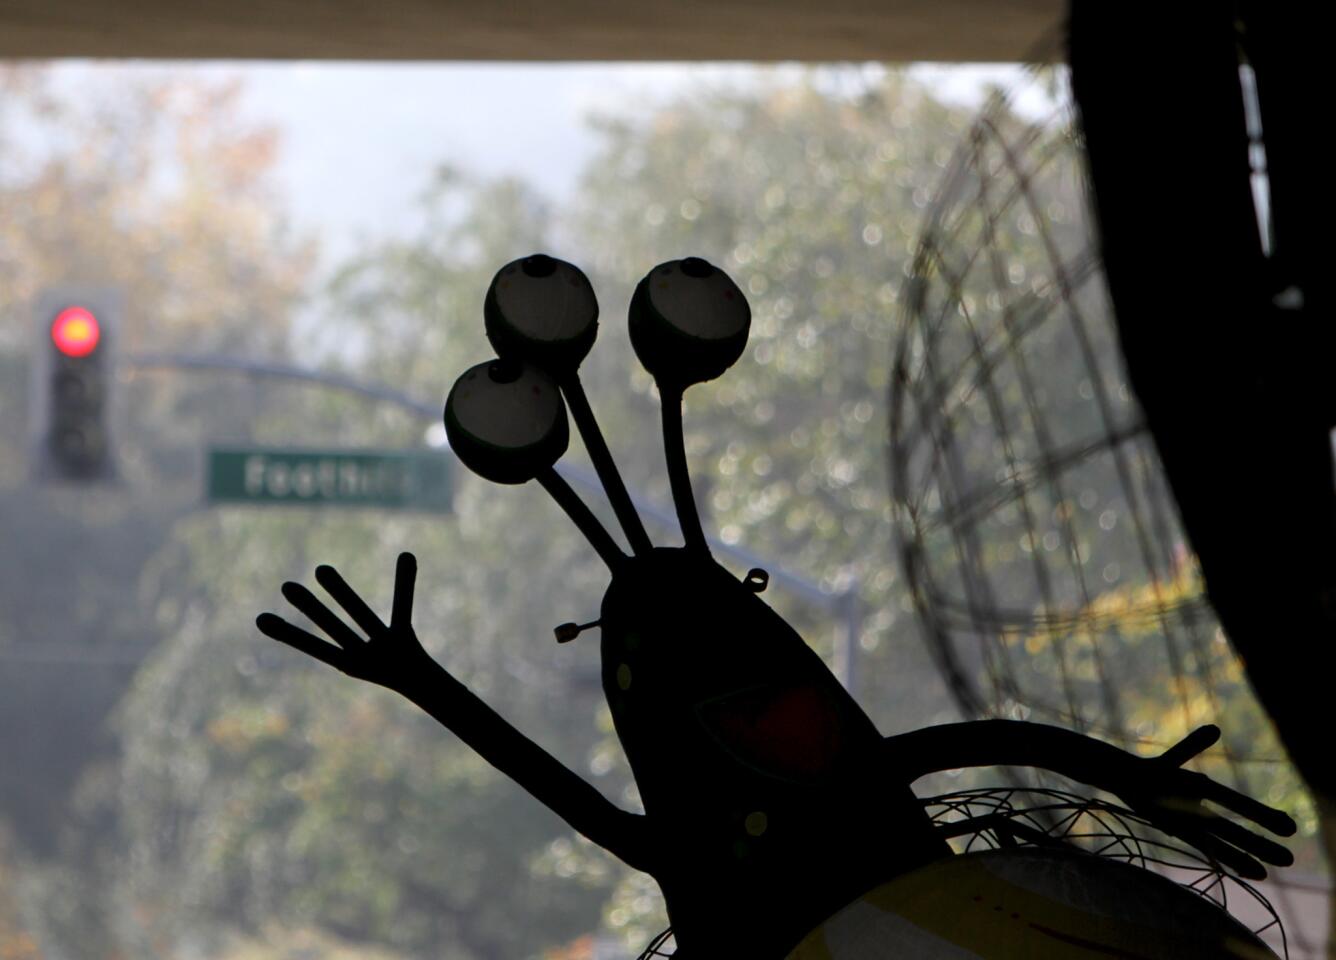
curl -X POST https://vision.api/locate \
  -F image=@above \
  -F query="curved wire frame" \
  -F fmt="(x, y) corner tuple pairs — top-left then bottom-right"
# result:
(635, 787), (1287, 959)
(886, 64), (1206, 747)
(924, 786), (1288, 956)
(641, 60), (1302, 960)
(885, 61), (1305, 954)
(635, 928), (677, 959)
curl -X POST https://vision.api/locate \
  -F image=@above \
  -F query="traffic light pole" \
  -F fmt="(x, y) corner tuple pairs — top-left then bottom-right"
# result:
(122, 351), (862, 692)
(33, 289), (121, 481)
(126, 351), (442, 419)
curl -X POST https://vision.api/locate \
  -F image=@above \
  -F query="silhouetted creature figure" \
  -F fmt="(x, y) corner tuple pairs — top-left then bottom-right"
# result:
(258, 255), (1295, 958)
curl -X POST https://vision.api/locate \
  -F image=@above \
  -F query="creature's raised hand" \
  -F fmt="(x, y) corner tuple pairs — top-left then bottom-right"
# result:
(1116, 724), (1296, 880)
(256, 552), (430, 690)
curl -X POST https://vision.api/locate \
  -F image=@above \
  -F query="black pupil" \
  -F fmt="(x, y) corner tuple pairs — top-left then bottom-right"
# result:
(680, 257), (713, 278)
(521, 254), (558, 278)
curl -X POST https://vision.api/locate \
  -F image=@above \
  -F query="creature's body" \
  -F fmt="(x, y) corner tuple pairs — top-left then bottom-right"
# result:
(601, 549), (948, 954)
(259, 254), (1295, 958)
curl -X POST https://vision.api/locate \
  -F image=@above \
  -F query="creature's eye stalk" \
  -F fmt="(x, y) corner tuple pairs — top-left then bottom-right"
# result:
(484, 253), (653, 558)
(443, 359), (569, 484)
(628, 257), (751, 389)
(628, 256), (748, 555)
(445, 358), (628, 571)
(485, 254), (599, 376)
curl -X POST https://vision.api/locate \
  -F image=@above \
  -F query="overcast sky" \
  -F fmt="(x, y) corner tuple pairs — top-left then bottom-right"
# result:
(40, 61), (1029, 276)
(248, 62), (1024, 269)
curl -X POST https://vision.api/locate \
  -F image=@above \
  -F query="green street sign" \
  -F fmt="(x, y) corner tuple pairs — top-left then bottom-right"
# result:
(208, 447), (452, 512)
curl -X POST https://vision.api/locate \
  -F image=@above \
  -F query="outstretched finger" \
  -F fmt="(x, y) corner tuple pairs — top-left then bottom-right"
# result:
(316, 564), (386, 638)
(1159, 725), (1220, 768)
(1195, 810), (1295, 867)
(392, 552), (417, 630)
(1164, 819), (1269, 880)
(1193, 772), (1299, 837)
(257, 613), (347, 671)
(282, 581), (364, 650)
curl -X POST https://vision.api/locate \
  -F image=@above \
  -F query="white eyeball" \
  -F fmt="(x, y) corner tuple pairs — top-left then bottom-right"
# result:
(485, 254), (599, 374)
(628, 257), (750, 388)
(444, 359), (569, 484)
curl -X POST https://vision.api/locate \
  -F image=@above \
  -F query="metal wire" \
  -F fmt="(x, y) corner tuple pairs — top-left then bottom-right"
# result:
(887, 63), (1314, 955)
(635, 785), (1288, 959)
(635, 928), (676, 959)
(923, 787), (1288, 956)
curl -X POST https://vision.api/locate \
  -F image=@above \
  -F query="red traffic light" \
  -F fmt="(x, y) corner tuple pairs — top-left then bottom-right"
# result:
(51, 306), (101, 358)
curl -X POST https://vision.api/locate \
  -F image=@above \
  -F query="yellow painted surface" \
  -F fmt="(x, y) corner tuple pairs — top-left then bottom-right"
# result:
(787, 850), (1277, 960)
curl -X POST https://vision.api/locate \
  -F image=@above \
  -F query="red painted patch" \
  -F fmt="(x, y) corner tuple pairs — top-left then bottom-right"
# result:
(699, 683), (847, 780)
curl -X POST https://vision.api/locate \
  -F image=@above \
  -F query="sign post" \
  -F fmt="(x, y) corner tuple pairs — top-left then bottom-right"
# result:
(208, 447), (452, 513)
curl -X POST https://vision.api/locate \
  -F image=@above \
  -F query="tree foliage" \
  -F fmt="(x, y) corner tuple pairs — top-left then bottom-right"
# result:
(115, 174), (619, 959)
(114, 68), (987, 957)
(0, 64), (311, 956)
(3, 62), (1317, 960)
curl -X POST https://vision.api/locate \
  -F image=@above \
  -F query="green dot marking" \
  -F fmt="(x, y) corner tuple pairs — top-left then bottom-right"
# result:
(617, 663), (632, 690)
(744, 811), (768, 836)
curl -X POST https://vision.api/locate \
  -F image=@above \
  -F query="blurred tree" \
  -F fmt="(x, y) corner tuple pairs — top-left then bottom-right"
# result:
(0, 62), (312, 957)
(114, 68), (992, 958)
(15, 60), (1311, 960)
(570, 71), (973, 706)
(0, 826), (41, 960)
(1009, 562), (1317, 857)
(114, 174), (622, 960)
(549, 66), (1318, 942)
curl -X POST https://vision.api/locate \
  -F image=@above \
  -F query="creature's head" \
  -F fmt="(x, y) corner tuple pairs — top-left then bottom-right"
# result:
(600, 548), (781, 711)
(444, 254), (871, 814)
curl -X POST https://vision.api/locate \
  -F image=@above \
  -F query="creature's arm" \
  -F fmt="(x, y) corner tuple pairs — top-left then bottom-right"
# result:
(883, 720), (1296, 879)
(394, 656), (654, 871)
(257, 552), (657, 874)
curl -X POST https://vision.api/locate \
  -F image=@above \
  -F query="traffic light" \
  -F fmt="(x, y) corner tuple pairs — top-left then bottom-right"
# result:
(33, 289), (119, 481)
